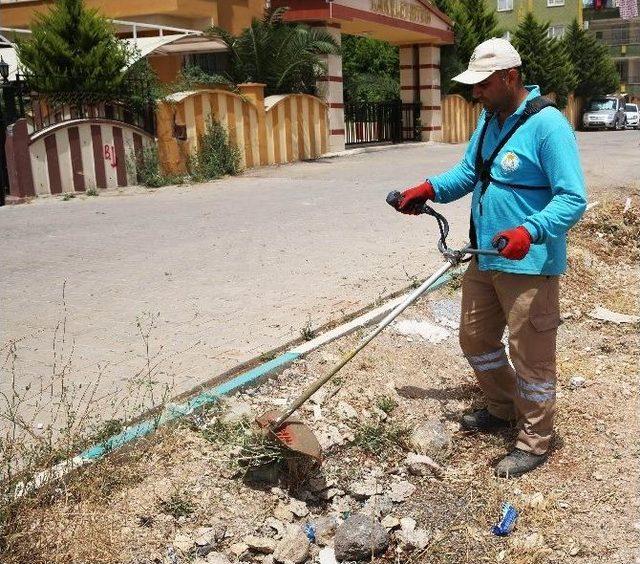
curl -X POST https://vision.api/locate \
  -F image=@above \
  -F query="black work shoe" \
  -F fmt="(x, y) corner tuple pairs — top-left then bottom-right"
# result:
(461, 408), (510, 432)
(495, 448), (548, 478)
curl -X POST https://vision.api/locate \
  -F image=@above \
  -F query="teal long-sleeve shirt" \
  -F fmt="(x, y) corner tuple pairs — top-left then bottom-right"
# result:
(429, 85), (587, 275)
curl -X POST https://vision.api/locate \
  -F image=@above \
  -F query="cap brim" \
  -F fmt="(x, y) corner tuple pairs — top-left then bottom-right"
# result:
(452, 69), (494, 85)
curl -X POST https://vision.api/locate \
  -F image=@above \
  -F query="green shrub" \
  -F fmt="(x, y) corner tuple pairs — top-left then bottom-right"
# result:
(16, 0), (130, 95)
(188, 118), (241, 182)
(168, 65), (236, 94)
(129, 145), (182, 188)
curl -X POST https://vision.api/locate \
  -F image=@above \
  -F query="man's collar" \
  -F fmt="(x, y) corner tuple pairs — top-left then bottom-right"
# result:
(513, 85), (542, 116)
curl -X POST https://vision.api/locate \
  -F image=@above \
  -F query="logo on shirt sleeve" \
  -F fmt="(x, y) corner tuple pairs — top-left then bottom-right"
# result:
(500, 151), (520, 173)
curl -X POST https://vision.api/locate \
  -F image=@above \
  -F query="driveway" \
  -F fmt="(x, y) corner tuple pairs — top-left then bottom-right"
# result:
(1, 130), (638, 425)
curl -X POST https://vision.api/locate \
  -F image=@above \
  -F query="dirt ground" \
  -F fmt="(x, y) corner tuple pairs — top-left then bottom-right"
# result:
(1, 197), (638, 564)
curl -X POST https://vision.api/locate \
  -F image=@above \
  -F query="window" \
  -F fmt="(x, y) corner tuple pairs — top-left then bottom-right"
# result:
(548, 25), (566, 39)
(547, 0), (565, 6)
(625, 104), (638, 112)
(184, 52), (231, 75)
(587, 99), (616, 111)
(497, 0), (513, 11)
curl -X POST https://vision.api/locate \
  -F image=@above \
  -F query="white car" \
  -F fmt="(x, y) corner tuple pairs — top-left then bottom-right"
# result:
(625, 103), (640, 129)
(582, 97), (627, 130)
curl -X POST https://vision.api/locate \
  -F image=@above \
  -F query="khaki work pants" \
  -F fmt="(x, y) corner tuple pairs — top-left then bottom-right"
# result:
(459, 259), (561, 455)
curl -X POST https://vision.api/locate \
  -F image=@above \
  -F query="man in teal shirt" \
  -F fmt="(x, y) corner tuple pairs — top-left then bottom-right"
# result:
(393, 38), (587, 477)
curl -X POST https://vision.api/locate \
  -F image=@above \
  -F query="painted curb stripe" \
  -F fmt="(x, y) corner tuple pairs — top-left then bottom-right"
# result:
(79, 351), (300, 461)
(17, 267), (457, 496)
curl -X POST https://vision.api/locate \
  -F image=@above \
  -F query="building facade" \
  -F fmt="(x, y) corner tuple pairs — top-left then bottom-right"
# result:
(0, 0), (264, 35)
(0, 0), (454, 151)
(583, 0), (640, 97)
(494, 0), (584, 39)
(1, 0), (266, 82)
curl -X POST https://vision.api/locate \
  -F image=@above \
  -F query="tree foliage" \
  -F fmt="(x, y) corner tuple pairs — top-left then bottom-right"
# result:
(342, 35), (399, 102)
(432, 0), (502, 98)
(562, 19), (619, 98)
(513, 12), (577, 108)
(15, 0), (130, 94)
(206, 7), (339, 96)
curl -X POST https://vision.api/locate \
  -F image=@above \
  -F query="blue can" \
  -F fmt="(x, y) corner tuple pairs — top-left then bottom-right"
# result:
(491, 502), (518, 536)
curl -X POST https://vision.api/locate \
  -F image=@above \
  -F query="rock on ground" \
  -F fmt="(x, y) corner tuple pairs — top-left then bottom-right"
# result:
(334, 513), (389, 562)
(273, 526), (310, 563)
(361, 494), (394, 518)
(410, 418), (452, 454)
(309, 515), (339, 546)
(406, 452), (444, 477)
(348, 478), (383, 500)
(287, 499), (309, 518)
(244, 535), (277, 554)
(202, 553), (232, 564)
(318, 546), (339, 564)
(389, 481), (416, 503)
(274, 503), (295, 523)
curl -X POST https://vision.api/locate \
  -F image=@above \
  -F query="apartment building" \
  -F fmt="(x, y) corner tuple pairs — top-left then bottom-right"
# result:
(583, 0), (640, 96)
(494, 0), (584, 39)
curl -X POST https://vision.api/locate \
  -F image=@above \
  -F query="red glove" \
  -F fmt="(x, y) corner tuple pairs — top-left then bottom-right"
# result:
(492, 226), (532, 260)
(397, 181), (435, 214)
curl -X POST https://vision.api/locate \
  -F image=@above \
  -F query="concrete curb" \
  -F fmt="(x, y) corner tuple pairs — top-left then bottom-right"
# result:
(14, 267), (456, 497)
(321, 140), (444, 160)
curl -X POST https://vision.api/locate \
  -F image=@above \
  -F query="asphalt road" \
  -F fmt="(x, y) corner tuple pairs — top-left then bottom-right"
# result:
(1, 129), (638, 425)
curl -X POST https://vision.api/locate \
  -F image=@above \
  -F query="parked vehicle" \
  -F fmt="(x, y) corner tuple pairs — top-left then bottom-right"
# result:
(582, 96), (627, 130)
(624, 103), (640, 130)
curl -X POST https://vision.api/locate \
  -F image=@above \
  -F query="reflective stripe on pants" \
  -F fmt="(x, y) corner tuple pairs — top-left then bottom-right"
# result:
(459, 259), (561, 455)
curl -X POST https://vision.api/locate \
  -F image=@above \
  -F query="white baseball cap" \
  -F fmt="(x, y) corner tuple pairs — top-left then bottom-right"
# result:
(452, 38), (522, 85)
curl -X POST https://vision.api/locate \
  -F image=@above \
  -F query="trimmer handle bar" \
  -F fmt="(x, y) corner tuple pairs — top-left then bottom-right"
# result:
(386, 190), (505, 258)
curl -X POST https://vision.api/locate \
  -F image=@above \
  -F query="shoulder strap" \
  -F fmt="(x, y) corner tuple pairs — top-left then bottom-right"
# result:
(522, 95), (557, 117)
(475, 96), (556, 181)
(474, 112), (493, 178)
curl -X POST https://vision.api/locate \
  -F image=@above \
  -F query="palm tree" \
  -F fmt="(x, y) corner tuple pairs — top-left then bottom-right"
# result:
(205, 7), (340, 96)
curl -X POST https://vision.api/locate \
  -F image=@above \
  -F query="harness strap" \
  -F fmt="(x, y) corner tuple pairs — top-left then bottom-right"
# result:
(469, 95), (557, 248)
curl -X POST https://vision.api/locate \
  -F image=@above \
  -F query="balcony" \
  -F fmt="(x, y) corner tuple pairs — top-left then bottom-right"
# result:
(583, 5), (621, 21)
(591, 29), (640, 46)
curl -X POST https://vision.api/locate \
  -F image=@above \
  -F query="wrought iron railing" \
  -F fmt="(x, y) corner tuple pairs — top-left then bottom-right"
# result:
(9, 75), (156, 135)
(344, 101), (421, 146)
(593, 29), (640, 46)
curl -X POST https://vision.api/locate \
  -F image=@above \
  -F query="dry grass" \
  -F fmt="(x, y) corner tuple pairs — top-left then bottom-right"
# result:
(0, 199), (638, 564)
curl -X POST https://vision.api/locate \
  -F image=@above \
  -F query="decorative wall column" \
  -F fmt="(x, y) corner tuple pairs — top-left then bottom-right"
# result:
(238, 82), (268, 166)
(417, 44), (442, 142)
(5, 118), (35, 200)
(314, 23), (344, 153)
(400, 44), (419, 144)
(399, 44), (443, 142)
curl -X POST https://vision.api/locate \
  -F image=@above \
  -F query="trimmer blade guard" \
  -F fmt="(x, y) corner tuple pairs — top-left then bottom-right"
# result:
(256, 410), (322, 463)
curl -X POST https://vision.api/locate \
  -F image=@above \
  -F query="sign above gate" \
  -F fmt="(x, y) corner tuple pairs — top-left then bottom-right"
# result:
(275, 0), (453, 45)
(370, 0), (431, 26)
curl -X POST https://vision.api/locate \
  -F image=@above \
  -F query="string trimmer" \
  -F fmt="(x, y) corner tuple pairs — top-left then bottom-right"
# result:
(256, 192), (506, 466)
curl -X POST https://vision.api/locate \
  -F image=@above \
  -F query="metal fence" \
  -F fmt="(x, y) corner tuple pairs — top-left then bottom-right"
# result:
(344, 101), (420, 146)
(592, 28), (640, 46)
(10, 75), (156, 135)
